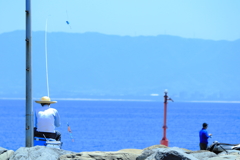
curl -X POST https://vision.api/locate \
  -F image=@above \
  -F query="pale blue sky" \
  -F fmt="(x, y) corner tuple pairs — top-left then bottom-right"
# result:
(1, 0), (240, 41)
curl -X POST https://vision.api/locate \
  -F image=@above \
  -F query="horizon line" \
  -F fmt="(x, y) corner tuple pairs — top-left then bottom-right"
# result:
(1, 97), (240, 103)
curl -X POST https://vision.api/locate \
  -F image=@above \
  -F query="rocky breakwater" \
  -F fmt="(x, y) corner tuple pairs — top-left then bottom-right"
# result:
(0, 144), (240, 160)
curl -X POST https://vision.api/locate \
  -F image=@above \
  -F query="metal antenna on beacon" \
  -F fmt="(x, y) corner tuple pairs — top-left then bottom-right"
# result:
(160, 89), (174, 146)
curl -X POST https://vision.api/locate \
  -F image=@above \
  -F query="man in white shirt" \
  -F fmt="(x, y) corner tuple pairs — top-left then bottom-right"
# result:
(34, 96), (61, 141)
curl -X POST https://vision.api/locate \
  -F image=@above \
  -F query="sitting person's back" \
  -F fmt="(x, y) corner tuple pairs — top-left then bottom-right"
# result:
(34, 96), (61, 141)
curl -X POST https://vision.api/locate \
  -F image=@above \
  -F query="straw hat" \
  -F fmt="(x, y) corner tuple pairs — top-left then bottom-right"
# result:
(35, 96), (57, 104)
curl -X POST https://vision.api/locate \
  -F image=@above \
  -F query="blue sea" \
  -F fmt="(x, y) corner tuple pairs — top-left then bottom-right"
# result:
(0, 99), (240, 152)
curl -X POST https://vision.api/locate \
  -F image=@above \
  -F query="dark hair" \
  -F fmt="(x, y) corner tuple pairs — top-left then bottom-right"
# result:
(41, 103), (50, 106)
(203, 123), (208, 128)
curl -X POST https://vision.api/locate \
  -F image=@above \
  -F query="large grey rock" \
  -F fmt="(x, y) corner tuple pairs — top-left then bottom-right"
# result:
(142, 145), (168, 151)
(59, 149), (142, 160)
(0, 147), (7, 154)
(117, 149), (142, 155)
(137, 149), (155, 160)
(0, 147), (14, 160)
(208, 155), (240, 160)
(137, 147), (198, 160)
(217, 150), (240, 155)
(9, 146), (76, 160)
(209, 150), (240, 160)
(187, 151), (217, 160)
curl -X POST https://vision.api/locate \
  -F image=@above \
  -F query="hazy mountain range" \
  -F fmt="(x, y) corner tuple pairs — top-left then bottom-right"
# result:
(1, 30), (240, 101)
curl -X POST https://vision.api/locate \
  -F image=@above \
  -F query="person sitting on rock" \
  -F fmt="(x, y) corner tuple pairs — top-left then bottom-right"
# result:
(199, 122), (212, 150)
(34, 96), (61, 141)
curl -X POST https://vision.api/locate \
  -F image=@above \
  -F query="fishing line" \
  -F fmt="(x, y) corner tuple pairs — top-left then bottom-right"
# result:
(66, 10), (69, 21)
(65, 10), (71, 29)
(45, 18), (50, 97)
(64, 0), (72, 29)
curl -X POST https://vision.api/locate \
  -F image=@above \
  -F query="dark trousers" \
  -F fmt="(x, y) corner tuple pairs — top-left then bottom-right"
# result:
(200, 143), (208, 150)
(34, 127), (61, 141)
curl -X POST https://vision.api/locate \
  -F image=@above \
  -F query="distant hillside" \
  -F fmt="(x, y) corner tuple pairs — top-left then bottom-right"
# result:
(0, 30), (240, 101)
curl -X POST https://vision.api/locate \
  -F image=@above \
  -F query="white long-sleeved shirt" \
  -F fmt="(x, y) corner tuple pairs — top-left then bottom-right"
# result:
(35, 105), (61, 133)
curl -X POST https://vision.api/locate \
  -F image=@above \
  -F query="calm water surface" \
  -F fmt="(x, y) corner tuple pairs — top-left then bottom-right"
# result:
(0, 100), (239, 152)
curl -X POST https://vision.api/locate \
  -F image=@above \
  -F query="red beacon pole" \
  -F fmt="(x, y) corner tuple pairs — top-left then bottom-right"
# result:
(160, 89), (173, 146)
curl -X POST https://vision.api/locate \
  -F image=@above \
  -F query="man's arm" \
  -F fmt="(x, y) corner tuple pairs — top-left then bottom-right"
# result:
(54, 110), (61, 127)
(204, 130), (211, 138)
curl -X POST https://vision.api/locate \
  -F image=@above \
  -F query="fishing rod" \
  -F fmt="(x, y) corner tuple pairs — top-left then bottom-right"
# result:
(45, 4), (71, 95)
(45, 4), (74, 142)
(45, 18), (50, 97)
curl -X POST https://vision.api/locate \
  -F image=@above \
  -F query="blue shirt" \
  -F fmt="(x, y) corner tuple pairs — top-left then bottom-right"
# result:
(199, 128), (210, 144)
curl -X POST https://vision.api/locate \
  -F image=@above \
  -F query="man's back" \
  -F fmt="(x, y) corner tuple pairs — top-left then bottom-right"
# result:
(35, 106), (59, 133)
(34, 96), (61, 141)
(199, 128), (209, 144)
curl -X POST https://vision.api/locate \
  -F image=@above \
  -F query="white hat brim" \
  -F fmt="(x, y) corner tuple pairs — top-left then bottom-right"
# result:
(35, 101), (57, 104)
